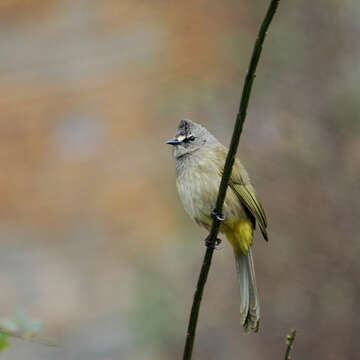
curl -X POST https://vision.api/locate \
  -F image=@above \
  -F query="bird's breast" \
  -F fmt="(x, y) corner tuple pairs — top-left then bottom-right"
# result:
(176, 155), (222, 229)
(175, 152), (248, 230)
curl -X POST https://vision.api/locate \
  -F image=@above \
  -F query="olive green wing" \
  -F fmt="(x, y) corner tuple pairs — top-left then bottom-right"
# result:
(214, 154), (268, 241)
(214, 146), (268, 241)
(230, 181), (268, 241)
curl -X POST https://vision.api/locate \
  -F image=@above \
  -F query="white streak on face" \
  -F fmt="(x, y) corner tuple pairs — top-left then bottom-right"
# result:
(177, 135), (186, 142)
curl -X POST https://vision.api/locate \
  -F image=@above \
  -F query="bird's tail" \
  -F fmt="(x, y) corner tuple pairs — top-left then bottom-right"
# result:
(234, 247), (260, 333)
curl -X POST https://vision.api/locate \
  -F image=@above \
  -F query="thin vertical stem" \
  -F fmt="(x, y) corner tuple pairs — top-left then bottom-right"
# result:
(182, 1), (280, 359)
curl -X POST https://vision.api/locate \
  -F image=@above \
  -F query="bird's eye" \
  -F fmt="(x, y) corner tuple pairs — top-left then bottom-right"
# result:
(188, 135), (196, 142)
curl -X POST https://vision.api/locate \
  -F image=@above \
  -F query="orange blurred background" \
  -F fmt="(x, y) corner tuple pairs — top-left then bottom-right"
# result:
(0, 1), (359, 359)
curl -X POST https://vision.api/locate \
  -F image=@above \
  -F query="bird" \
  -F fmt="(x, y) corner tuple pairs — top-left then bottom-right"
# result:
(167, 119), (268, 333)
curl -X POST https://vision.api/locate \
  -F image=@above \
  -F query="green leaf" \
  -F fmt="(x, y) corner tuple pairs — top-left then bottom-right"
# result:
(0, 332), (9, 352)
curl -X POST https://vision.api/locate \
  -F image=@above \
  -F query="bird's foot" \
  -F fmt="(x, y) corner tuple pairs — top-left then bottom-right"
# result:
(211, 208), (226, 221)
(205, 236), (222, 249)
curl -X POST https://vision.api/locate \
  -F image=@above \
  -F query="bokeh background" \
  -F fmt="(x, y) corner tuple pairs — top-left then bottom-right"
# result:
(0, 1), (359, 359)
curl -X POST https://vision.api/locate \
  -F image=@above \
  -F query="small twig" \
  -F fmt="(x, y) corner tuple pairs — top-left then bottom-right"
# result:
(0, 327), (57, 347)
(284, 329), (296, 360)
(182, 1), (280, 359)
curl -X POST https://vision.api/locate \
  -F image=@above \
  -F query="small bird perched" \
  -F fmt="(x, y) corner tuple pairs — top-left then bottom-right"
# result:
(167, 119), (268, 334)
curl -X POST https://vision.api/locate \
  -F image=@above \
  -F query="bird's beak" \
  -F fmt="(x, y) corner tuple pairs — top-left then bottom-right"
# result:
(166, 138), (181, 146)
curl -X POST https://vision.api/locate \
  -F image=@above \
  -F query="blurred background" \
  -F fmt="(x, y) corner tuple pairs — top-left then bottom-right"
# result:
(0, 0), (359, 359)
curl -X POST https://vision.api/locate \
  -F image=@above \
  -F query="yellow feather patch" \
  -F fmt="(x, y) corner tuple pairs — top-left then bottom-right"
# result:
(222, 219), (253, 255)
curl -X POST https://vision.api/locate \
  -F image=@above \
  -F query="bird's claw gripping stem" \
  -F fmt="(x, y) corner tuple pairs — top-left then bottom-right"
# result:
(205, 236), (222, 250)
(211, 208), (225, 221)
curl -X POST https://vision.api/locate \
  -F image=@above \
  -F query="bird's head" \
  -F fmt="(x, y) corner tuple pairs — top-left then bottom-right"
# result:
(166, 119), (213, 159)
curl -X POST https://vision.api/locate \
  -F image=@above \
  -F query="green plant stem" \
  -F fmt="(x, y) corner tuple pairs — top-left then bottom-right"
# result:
(182, 1), (280, 359)
(284, 329), (296, 360)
